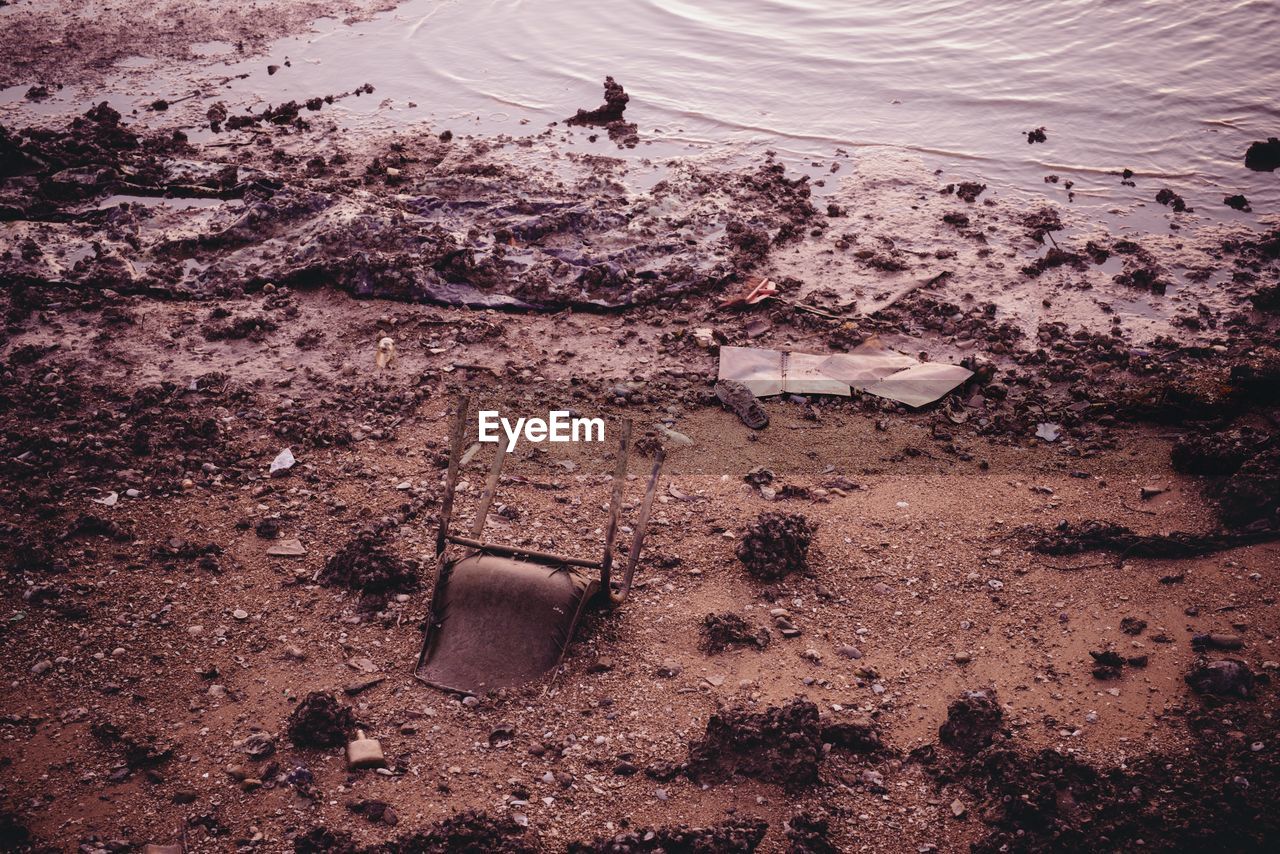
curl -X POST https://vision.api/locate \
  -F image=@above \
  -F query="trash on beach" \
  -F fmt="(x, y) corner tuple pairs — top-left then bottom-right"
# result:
(1035, 422), (1062, 442)
(719, 276), (778, 309)
(375, 336), (397, 369)
(269, 447), (295, 476)
(346, 729), (386, 770)
(717, 346), (851, 397)
(718, 339), (972, 407)
(266, 538), (307, 557)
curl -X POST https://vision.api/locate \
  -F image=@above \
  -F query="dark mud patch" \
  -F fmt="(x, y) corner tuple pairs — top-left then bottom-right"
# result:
(735, 512), (816, 581)
(319, 533), (418, 596)
(568, 818), (768, 853)
(937, 690), (1004, 754)
(929, 683), (1280, 853)
(1245, 137), (1280, 172)
(296, 809), (533, 853)
(1028, 520), (1279, 558)
(1, 107), (818, 311)
(785, 811), (838, 854)
(701, 612), (771, 652)
(686, 698), (823, 789)
(565, 76), (638, 149)
(819, 715), (882, 754)
(1185, 658), (1256, 699)
(286, 692), (357, 748)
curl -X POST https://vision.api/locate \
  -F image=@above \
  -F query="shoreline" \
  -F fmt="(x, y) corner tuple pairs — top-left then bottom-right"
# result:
(1, 3), (1279, 852)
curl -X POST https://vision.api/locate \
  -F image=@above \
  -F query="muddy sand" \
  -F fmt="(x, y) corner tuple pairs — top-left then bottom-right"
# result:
(1, 5), (1280, 854)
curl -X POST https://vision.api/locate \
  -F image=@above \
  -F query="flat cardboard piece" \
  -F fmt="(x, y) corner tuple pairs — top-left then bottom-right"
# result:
(718, 346), (851, 397)
(862, 362), (974, 408)
(717, 341), (972, 407)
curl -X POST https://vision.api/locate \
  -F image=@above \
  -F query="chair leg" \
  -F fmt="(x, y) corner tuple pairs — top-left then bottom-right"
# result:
(435, 395), (469, 557)
(599, 419), (632, 596)
(612, 447), (665, 605)
(470, 438), (507, 539)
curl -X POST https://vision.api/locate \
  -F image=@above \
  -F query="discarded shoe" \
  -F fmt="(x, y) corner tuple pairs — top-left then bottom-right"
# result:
(714, 379), (769, 430)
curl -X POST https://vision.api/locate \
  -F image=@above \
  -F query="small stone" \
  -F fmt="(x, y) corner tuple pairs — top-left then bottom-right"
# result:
(269, 448), (296, 477)
(656, 659), (682, 678)
(837, 644), (862, 660)
(232, 609), (249, 621)
(31, 659), (53, 676)
(950, 799), (966, 818)
(987, 579), (1004, 591)
(953, 652), (972, 665)
(266, 538), (307, 557)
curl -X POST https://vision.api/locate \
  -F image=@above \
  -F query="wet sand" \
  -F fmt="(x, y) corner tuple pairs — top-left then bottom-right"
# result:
(1, 3), (1279, 853)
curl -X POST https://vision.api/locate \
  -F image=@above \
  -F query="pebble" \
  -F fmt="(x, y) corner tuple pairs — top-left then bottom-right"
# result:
(837, 644), (862, 660)
(953, 651), (972, 664)
(657, 659), (682, 678)
(31, 659), (53, 676)
(232, 609), (249, 620)
(987, 579), (1004, 591)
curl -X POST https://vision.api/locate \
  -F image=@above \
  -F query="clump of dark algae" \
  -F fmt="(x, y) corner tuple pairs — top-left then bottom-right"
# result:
(938, 690), (1004, 754)
(686, 698), (824, 789)
(568, 819), (768, 853)
(701, 612), (771, 652)
(736, 511), (816, 580)
(566, 75), (638, 147)
(1244, 137), (1280, 171)
(286, 692), (358, 748)
(924, 678), (1280, 853)
(319, 532), (418, 597)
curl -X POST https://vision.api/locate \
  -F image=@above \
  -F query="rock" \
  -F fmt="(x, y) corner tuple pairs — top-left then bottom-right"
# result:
(269, 447), (296, 476)
(31, 659), (53, 676)
(266, 538), (307, 557)
(953, 651), (972, 665)
(1192, 633), (1244, 651)
(657, 659), (682, 678)
(1244, 137), (1280, 171)
(837, 644), (862, 660)
(950, 799), (967, 818)
(1186, 658), (1254, 698)
(232, 608), (249, 620)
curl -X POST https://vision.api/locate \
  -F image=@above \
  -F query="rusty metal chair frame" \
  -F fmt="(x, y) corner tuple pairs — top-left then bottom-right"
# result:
(414, 395), (665, 691)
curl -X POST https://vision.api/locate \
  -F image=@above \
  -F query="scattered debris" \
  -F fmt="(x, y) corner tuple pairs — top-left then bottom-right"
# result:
(287, 692), (357, 748)
(939, 690), (1003, 753)
(701, 612), (771, 652)
(736, 511), (816, 580)
(686, 699), (824, 789)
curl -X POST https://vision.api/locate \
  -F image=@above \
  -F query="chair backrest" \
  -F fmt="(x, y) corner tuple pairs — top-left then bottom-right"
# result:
(433, 396), (664, 604)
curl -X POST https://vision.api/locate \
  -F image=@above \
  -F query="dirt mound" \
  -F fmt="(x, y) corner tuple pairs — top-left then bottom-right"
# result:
(381, 810), (535, 854)
(1220, 447), (1280, 528)
(819, 716), (882, 754)
(1029, 520), (1279, 558)
(286, 692), (358, 748)
(568, 818), (768, 853)
(784, 811), (838, 854)
(294, 826), (358, 854)
(939, 690), (1003, 754)
(686, 698), (823, 789)
(701, 612), (770, 652)
(1171, 429), (1271, 476)
(1185, 658), (1255, 699)
(320, 534), (418, 595)
(736, 512), (816, 581)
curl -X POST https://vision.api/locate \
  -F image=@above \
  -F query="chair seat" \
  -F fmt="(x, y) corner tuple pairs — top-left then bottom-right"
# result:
(416, 553), (599, 694)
